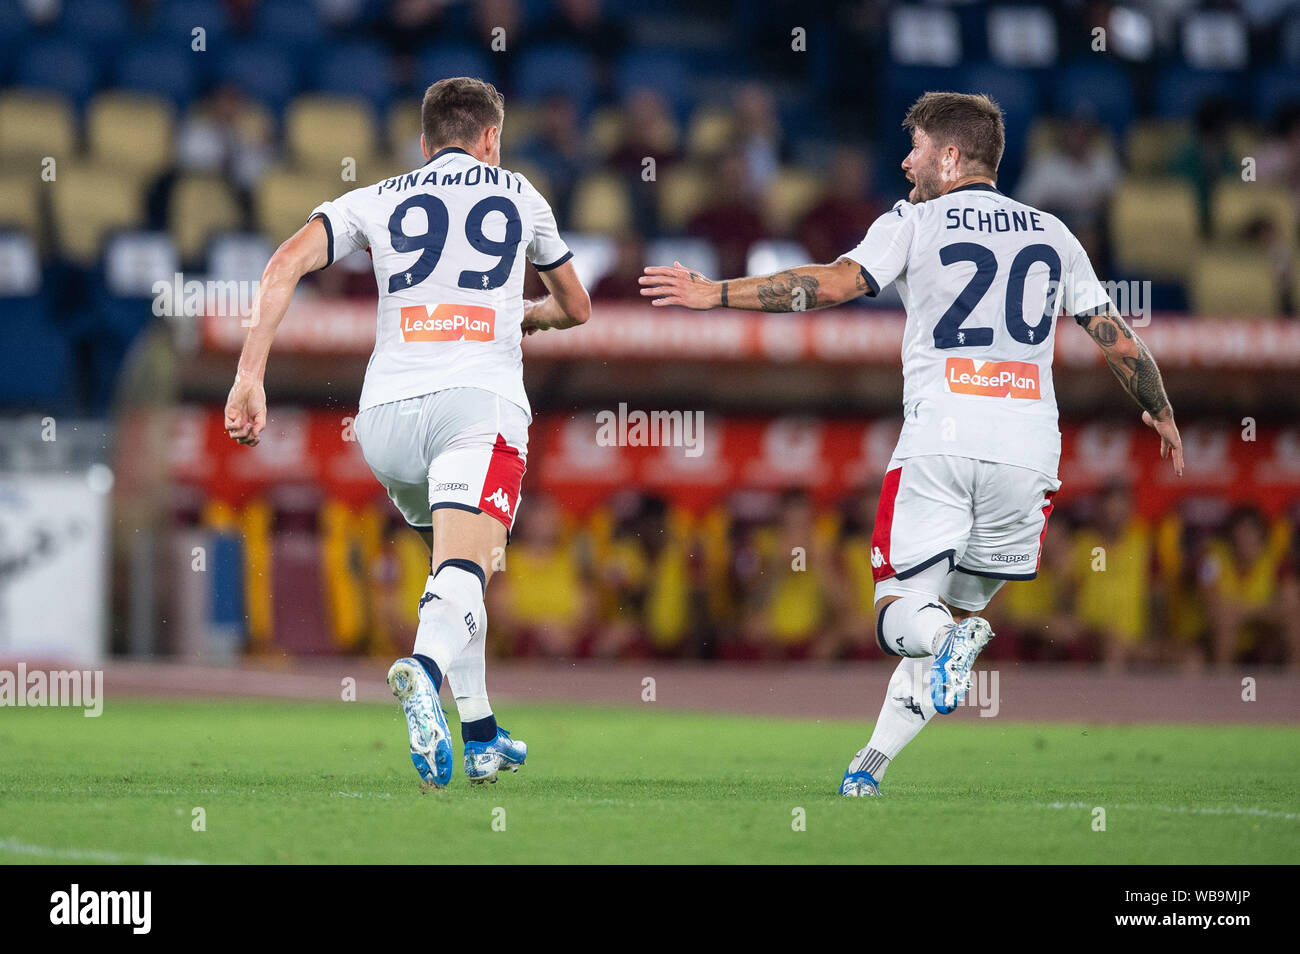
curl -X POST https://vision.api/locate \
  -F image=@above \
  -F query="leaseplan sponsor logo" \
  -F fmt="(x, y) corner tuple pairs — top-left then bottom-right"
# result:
(945, 358), (1041, 399)
(400, 304), (495, 342)
(50, 884), (151, 934)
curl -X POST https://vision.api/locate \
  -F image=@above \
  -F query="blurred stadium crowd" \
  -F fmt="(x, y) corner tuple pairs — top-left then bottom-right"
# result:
(3, 0), (1300, 668)
(180, 483), (1298, 668)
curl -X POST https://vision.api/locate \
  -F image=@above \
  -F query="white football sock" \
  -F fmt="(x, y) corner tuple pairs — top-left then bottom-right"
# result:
(848, 656), (936, 781)
(446, 603), (492, 723)
(412, 563), (484, 677)
(879, 594), (955, 657)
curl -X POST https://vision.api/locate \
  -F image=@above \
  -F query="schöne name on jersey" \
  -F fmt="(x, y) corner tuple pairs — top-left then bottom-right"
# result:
(944, 207), (1046, 234)
(376, 165), (524, 196)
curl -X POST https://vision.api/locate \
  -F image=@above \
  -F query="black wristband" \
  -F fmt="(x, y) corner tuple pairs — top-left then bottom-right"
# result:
(721, 281), (729, 308)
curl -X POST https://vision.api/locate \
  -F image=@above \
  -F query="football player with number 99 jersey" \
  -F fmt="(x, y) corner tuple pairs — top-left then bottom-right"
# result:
(225, 77), (592, 791)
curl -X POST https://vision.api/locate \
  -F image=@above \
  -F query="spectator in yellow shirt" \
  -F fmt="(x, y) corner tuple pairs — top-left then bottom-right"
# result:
(1199, 507), (1299, 667)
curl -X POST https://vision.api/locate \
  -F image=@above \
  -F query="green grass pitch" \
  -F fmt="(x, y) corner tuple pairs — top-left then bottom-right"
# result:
(1, 700), (1296, 864)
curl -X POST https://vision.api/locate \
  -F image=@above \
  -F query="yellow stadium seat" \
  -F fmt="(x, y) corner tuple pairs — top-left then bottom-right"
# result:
(765, 167), (824, 235)
(1210, 182), (1297, 246)
(587, 106), (625, 158)
(387, 98), (421, 158)
(0, 173), (41, 234)
(504, 159), (553, 206)
(285, 95), (379, 174)
(170, 174), (244, 262)
(686, 106), (735, 159)
(1190, 249), (1281, 318)
(0, 90), (77, 165)
(85, 92), (174, 175)
(48, 163), (147, 264)
(1125, 120), (1191, 176)
(1109, 179), (1201, 279)
(502, 103), (541, 145)
(570, 171), (633, 234)
(657, 164), (708, 231)
(254, 167), (341, 244)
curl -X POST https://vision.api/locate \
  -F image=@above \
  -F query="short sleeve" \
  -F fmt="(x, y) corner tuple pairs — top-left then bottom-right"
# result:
(1060, 231), (1112, 319)
(521, 178), (572, 272)
(309, 189), (369, 267)
(842, 200), (917, 295)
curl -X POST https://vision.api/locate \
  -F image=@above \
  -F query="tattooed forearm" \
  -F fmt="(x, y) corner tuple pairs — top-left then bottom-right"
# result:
(1079, 309), (1171, 418)
(754, 270), (821, 312)
(837, 257), (870, 294)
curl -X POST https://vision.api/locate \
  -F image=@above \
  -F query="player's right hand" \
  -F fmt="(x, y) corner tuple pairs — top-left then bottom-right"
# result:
(225, 376), (267, 447)
(639, 261), (718, 310)
(1142, 410), (1184, 477)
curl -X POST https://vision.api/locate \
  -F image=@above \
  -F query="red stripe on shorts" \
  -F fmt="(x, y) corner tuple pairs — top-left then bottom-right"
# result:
(1035, 490), (1057, 571)
(870, 466), (903, 583)
(478, 434), (527, 532)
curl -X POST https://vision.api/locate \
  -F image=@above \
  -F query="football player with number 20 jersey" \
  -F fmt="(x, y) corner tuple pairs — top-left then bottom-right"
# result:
(641, 92), (1184, 797)
(226, 78), (592, 790)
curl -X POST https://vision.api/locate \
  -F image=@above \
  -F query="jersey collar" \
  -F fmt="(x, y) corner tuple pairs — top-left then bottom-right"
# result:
(424, 146), (473, 165)
(946, 182), (1001, 196)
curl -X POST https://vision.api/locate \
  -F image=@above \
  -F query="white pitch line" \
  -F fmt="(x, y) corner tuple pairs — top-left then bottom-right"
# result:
(1036, 801), (1300, 821)
(0, 837), (207, 865)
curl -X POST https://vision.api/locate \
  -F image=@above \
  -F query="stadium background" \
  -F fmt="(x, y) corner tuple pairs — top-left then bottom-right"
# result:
(2, 0), (1299, 674)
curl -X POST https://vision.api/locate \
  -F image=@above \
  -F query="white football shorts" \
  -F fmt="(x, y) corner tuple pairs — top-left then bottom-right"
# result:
(871, 454), (1060, 611)
(354, 387), (529, 534)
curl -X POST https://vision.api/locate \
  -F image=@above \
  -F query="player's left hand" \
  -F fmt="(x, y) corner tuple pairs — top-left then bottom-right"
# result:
(225, 376), (267, 446)
(639, 261), (718, 309)
(1142, 410), (1184, 477)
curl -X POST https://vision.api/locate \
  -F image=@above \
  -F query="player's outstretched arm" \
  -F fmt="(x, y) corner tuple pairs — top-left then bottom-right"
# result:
(639, 258), (869, 312)
(1077, 305), (1185, 476)
(225, 217), (329, 446)
(522, 260), (591, 335)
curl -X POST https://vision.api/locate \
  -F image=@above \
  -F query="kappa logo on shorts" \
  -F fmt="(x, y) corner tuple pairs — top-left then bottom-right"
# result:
(944, 358), (1041, 399)
(485, 487), (512, 516)
(399, 304), (496, 343)
(433, 482), (469, 493)
(871, 546), (886, 569)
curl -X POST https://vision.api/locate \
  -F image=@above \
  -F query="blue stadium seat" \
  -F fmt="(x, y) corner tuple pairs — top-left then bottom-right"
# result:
(314, 42), (393, 110)
(214, 41), (301, 113)
(114, 41), (201, 106)
(1253, 68), (1300, 118)
(153, 0), (232, 47)
(59, 0), (130, 48)
(1053, 60), (1135, 135)
(17, 38), (99, 106)
(0, 301), (74, 408)
(0, 0), (26, 78)
(1153, 66), (1242, 117)
(515, 46), (597, 113)
(880, 65), (960, 141)
(256, 0), (327, 54)
(417, 45), (498, 89)
(615, 50), (690, 114)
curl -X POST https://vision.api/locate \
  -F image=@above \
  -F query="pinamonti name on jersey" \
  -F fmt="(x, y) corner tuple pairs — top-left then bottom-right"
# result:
(309, 147), (573, 419)
(843, 183), (1112, 478)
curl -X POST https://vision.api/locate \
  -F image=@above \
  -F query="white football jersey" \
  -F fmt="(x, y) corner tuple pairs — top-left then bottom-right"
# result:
(844, 183), (1111, 477)
(310, 147), (572, 417)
